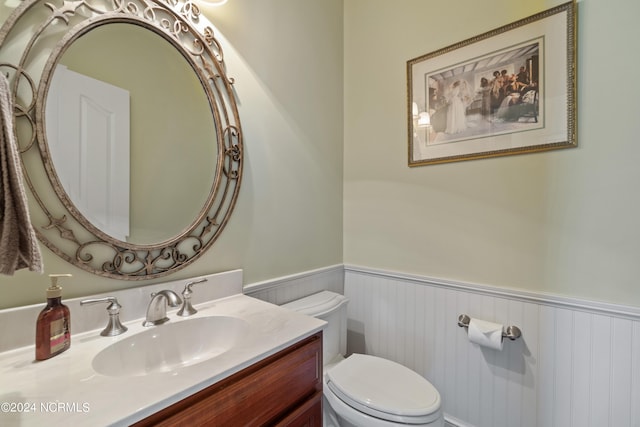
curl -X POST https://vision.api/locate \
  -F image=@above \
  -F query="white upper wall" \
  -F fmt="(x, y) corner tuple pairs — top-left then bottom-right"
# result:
(343, 0), (640, 307)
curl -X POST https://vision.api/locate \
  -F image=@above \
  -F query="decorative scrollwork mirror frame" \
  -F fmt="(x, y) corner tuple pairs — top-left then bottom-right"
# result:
(0, 0), (243, 280)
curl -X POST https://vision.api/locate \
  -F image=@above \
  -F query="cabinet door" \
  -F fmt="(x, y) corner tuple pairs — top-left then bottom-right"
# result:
(275, 391), (322, 427)
(134, 332), (322, 427)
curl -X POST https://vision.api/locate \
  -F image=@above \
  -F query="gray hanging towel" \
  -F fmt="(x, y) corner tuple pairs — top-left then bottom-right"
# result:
(0, 73), (43, 275)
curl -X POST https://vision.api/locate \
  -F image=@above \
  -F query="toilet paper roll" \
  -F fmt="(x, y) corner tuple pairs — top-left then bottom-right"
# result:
(467, 318), (504, 351)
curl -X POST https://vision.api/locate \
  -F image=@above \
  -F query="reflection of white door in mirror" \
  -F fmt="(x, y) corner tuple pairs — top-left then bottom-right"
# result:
(46, 65), (130, 241)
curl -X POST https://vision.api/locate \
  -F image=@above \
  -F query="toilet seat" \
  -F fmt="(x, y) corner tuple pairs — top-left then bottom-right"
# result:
(326, 354), (441, 424)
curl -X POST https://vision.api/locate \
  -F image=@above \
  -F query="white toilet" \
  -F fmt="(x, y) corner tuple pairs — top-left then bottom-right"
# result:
(282, 291), (444, 427)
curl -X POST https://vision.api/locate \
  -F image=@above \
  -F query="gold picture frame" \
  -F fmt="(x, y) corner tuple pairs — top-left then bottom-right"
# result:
(407, 1), (577, 166)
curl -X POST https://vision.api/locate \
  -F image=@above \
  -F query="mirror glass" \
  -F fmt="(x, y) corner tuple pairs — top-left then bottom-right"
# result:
(45, 24), (217, 245)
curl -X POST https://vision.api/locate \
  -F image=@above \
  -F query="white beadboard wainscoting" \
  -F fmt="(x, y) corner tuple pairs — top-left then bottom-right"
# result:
(243, 264), (344, 305)
(344, 265), (640, 427)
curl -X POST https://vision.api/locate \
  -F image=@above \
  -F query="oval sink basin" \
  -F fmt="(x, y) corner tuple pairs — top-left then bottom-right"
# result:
(92, 316), (249, 377)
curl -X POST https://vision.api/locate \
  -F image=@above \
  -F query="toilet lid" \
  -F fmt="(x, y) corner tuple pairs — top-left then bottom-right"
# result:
(326, 354), (441, 423)
(281, 291), (348, 317)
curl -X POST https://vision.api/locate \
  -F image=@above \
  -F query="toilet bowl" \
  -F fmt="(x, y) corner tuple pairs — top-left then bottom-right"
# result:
(282, 291), (444, 427)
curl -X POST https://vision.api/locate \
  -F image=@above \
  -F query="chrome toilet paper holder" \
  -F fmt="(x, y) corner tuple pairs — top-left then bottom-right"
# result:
(457, 314), (522, 341)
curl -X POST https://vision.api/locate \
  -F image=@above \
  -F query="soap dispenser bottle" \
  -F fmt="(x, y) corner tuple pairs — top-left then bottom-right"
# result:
(35, 274), (72, 361)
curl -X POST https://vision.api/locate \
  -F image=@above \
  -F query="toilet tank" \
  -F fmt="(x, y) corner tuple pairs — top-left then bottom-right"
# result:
(281, 291), (348, 365)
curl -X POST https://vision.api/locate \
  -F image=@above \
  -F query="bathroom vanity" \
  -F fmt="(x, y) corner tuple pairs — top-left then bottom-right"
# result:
(134, 332), (322, 426)
(0, 271), (326, 426)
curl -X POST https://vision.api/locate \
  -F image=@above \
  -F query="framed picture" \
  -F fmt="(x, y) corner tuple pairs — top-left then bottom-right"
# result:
(407, 1), (577, 166)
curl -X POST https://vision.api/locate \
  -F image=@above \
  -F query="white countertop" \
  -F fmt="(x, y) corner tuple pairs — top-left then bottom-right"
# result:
(0, 293), (326, 426)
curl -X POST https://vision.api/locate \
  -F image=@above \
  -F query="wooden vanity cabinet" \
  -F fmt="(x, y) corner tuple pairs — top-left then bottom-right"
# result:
(133, 332), (323, 427)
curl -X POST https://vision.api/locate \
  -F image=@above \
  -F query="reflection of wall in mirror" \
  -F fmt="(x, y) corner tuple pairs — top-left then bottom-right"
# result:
(46, 64), (130, 241)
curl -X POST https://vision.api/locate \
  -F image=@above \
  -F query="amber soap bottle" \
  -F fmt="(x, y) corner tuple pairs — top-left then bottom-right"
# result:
(35, 274), (72, 361)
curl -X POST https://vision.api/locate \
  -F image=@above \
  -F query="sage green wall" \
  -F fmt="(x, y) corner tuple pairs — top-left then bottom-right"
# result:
(343, 0), (640, 306)
(4, 0), (637, 310)
(0, 0), (344, 308)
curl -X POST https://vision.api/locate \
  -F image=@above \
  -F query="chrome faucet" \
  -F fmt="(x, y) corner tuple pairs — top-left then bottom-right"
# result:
(142, 290), (182, 327)
(177, 278), (208, 317)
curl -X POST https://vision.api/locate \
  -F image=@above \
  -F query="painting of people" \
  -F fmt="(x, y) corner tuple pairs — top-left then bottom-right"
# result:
(407, 2), (576, 166)
(425, 41), (541, 146)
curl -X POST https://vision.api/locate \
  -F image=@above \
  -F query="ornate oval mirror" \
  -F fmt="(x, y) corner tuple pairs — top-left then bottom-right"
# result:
(0, 0), (243, 280)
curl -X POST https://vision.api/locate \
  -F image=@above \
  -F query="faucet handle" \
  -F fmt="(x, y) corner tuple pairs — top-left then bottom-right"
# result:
(177, 278), (208, 317)
(80, 297), (128, 337)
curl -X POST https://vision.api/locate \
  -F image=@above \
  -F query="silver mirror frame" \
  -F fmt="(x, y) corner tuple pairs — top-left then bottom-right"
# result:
(0, 0), (243, 280)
